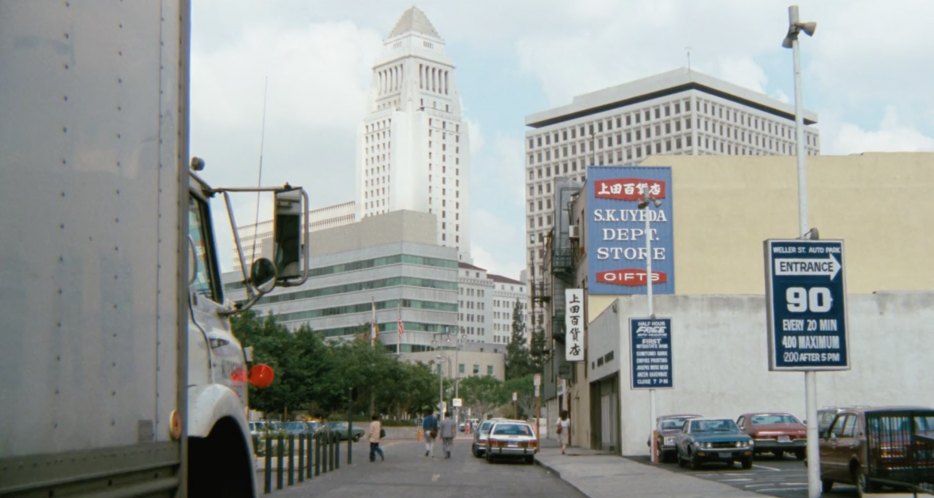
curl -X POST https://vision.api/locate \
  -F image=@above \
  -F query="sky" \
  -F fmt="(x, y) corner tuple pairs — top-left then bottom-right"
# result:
(190, 0), (934, 280)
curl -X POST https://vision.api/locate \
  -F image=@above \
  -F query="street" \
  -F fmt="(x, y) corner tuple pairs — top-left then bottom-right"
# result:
(268, 437), (584, 498)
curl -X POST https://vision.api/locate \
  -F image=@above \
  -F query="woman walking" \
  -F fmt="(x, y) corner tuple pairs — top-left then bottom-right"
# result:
(556, 411), (570, 455)
(368, 414), (385, 462)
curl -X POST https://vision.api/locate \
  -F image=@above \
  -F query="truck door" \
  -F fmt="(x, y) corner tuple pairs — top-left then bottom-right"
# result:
(187, 193), (247, 403)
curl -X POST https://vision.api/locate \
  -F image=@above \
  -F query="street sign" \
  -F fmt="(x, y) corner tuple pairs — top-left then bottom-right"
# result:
(764, 239), (849, 371)
(453, 398), (462, 408)
(629, 318), (672, 389)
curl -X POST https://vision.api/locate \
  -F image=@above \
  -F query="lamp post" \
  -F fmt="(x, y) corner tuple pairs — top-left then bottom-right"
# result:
(782, 6), (819, 497)
(638, 192), (662, 463)
(434, 354), (446, 418)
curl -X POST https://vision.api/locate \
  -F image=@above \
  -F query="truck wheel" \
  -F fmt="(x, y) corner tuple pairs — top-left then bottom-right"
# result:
(189, 420), (254, 498)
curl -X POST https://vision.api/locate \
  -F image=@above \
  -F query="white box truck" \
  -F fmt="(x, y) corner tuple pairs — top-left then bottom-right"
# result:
(0, 2), (308, 496)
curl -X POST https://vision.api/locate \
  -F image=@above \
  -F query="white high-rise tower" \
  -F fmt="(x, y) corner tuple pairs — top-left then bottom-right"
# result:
(356, 7), (471, 261)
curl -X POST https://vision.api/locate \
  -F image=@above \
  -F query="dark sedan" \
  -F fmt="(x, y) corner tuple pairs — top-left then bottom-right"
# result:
(320, 421), (365, 441)
(675, 418), (754, 469)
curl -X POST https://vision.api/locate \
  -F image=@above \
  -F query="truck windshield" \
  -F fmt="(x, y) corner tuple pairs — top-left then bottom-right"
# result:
(188, 196), (220, 301)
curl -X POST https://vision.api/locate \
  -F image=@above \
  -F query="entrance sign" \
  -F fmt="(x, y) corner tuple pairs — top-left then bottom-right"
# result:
(565, 289), (584, 361)
(764, 239), (849, 371)
(630, 318), (672, 389)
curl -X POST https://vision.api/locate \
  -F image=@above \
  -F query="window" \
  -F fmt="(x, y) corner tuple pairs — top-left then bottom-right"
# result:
(188, 196), (221, 302)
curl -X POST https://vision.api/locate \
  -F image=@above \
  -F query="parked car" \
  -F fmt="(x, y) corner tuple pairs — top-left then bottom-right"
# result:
(736, 412), (807, 459)
(484, 419), (538, 464)
(819, 406), (934, 494)
(816, 406), (853, 437)
(472, 418), (508, 457)
(281, 421), (317, 437)
(321, 421), (365, 441)
(648, 414), (702, 463)
(675, 418), (754, 469)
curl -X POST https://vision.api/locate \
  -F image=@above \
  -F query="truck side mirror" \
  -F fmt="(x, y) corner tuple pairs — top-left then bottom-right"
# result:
(274, 189), (303, 280)
(250, 258), (276, 294)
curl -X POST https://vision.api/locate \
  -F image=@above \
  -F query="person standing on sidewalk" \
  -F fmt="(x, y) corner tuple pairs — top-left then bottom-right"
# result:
(422, 410), (438, 457)
(438, 411), (456, 459)
(368, 414), (385, 462)
(556, 411), (570, 455)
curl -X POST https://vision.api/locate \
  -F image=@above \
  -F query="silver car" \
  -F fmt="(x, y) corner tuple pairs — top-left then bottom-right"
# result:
(472, 418), (508, 457)
(484, 420), (538, 464)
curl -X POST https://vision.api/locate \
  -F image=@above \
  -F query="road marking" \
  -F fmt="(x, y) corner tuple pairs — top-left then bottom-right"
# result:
(753, 464), (781, 471)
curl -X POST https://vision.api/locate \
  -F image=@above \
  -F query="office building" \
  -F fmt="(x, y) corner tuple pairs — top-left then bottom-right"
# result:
(356, 6), (471, 261)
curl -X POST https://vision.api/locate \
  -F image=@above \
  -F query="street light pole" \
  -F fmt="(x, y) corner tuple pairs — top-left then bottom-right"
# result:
(639, 192), (662, 463)
(782, 6), (818, 497)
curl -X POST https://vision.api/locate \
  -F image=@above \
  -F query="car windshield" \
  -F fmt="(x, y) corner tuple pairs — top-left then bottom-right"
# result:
(751, 414), (800, 425)
(692, 419), (736, 432)
(283, 422), (306, 431)
(492, 424), (533, 436)
(660, 419), (686, 430)
(478, 421), (494, 434)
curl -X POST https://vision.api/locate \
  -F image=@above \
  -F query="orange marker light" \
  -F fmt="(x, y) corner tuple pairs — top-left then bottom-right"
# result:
(249, 364), (275, 388)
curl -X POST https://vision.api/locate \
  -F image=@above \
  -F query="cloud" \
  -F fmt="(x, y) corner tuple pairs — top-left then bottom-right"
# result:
(828, 108), (934, 154)
(469, 209), (526, 279)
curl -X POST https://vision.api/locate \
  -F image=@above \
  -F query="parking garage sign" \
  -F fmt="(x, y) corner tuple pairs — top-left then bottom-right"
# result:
(764, 239), (849, 371)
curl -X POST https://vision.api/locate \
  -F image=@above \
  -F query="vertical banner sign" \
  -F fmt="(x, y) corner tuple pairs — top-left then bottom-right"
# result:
(565, 289), (584, 361)
(630, 318), (672, 389)
(764, 239), (849, 371)
(586, 166), (674, 295)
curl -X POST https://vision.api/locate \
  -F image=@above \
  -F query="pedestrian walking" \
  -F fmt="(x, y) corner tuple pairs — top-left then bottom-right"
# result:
(368, 414), (385, 462)
(556, 411), (570, 455)
(422, 410), (438, 457)
(438, 411), (456, 459)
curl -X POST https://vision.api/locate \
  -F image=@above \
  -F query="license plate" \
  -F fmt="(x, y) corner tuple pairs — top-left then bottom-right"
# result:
(508, 442), (518, 447)
(778, 436), (791, 443)
(719, 452), (733, 459)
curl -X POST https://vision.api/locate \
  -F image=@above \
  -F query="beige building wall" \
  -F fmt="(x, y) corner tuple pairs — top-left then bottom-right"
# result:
(638, 152), (934, 296)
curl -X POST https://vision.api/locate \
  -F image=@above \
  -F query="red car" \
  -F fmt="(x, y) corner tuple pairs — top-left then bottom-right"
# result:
(736, 412), (806, 459)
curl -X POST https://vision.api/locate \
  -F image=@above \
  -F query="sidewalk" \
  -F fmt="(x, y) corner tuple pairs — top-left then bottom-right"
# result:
(534, 439), (762, 498)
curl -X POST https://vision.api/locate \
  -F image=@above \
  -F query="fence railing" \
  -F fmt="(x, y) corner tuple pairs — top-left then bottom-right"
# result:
(255, 429), (344, 494)
(865, 411), (934, 494)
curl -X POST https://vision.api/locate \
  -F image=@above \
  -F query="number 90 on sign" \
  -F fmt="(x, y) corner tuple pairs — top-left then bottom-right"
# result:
(785, 286), (833, 313)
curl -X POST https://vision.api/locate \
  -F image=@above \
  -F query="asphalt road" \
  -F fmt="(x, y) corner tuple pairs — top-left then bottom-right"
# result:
(642, 453), (864, 497)
(266, 438), (585, 498)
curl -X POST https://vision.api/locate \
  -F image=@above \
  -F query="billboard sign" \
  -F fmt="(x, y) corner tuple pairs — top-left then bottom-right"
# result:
(586, 166), (674, 295)
(764, 239), (849, 371)
(630, 318), (672, 389)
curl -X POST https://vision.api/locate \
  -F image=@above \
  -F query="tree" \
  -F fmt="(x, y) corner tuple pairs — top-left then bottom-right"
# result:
(505, 299), (532, 379)
(529, 326), (547, 373)
(502, 374), (535, 419)
(458, 375), (503, 420)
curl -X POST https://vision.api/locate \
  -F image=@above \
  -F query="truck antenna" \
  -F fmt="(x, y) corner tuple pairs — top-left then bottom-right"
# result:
(250, 76), (269, 263)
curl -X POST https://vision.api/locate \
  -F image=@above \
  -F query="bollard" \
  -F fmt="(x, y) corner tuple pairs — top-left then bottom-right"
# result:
(335, 435), (340, 470)
(264, 437), (272, 494)
(306, 434), (313, 480)
(298, 434), (305, 483)
(276, 435), (284, 490)
(314, 432), (321, 476)
(288, 434), (295, 486)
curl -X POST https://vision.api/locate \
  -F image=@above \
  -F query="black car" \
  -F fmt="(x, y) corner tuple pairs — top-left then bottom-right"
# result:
(675, 418), (754, 469)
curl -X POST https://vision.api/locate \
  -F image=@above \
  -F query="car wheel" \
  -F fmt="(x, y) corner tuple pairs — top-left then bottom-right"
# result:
(353, 434), (361, 442)
(794, 449), (806, 460)
(525, 455), (534, 465)
(485, 450), (494, 464)
(677, 450), (687, 468)
(690, 452), (702, 470)
(820, 478), (834, 493)
(472, 444), (479, 458)
(741, 456), (752, 469)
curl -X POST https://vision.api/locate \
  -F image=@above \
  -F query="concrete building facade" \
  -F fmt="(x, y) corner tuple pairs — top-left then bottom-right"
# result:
(224, 210), (458, 352)
(356, 6), (471, 261)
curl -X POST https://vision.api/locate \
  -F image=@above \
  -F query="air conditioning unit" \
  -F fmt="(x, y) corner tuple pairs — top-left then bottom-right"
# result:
(568, 224), (580, 240)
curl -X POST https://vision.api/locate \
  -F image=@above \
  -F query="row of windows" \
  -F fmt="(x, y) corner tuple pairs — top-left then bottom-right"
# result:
(418, 63), (451, 95)
(458, 312), (486, 323)
(253, 276), (458, 306)
(528, 99), (693, 149)
(310, 320), (454, 339)
(278, 298), (456, 322)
